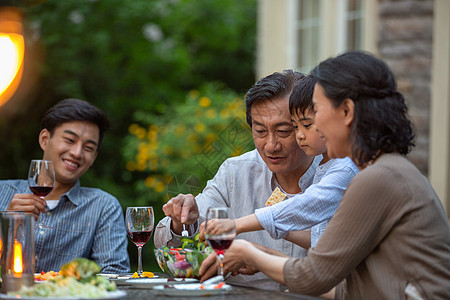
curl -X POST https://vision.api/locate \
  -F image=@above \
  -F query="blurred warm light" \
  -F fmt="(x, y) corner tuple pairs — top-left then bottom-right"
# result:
(13, 239), (23, 275)
(0, 6), (24, 107)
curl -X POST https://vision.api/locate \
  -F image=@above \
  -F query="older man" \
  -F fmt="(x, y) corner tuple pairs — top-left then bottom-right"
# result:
(154, 70), (321, 291)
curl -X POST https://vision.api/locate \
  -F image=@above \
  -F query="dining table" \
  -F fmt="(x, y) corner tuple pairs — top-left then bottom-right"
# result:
(115, 273), (324, 300)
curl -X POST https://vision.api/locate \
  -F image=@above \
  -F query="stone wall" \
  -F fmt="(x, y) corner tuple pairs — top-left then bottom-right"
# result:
(377, 0), (434, 175)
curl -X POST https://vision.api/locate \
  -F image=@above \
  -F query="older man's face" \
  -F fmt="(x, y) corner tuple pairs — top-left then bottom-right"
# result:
(250, 96), (308, 177)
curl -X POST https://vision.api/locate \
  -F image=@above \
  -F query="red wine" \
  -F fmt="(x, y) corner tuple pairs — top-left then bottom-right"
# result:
(207, 238), (233, 255)
(30, 186), (53, 198)
(128, 230), (153, 246)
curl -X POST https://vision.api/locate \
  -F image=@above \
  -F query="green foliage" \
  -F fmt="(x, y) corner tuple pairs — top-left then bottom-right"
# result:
(122, 83), (254, 203)
(0, 0), (256, 271)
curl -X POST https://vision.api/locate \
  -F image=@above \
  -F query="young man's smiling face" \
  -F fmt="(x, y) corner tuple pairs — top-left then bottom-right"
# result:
(250, 96), (309, 177)
(39, 120), (99, 189)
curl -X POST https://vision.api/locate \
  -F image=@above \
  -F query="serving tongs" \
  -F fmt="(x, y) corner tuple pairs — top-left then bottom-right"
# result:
(182, 224), (189, 237)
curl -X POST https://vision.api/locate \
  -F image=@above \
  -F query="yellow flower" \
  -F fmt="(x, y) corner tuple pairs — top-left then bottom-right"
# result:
(163, 145), (174, 155)
(126, 161), (136, 171)
(175, 125), (186, 137)
(161, 158), (170, 168)
(194, 123), (205, 133)
(138, 142), (148, 151)
(163, 174), (173, 184)
(199, 96), (211, 108)
(149, 142), (158, 152)
(136, 127), (146, 139)
(131, 272), (139, 278)
(205, 108), (216, 119)
(149, 159), (158, 171)
(188, 134), (198, 142)
(128, 123), (140, 135)
(205, 133), (217, 144)
(145, 176), (157, 188)
(220, 109), (230, 118)
(154, 181), (166, 193)
(189, 90), (199, 99)
(147, 130), (158, 142)
(193, 144), (202, 153)
(136, 161), (146, 171)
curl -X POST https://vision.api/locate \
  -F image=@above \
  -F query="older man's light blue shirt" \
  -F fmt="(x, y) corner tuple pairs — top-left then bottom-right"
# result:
(255, 157), (359, 246)
(0, 180), (130, 273)
(154, 149), (322, 291)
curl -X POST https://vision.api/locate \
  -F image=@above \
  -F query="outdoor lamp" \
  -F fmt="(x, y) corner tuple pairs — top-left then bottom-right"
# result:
(1, 212), (35, 293)
(0, 5), (24, 107)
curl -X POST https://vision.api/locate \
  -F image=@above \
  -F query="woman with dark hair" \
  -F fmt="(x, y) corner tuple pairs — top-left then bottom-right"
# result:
(222, 51), (450, 299)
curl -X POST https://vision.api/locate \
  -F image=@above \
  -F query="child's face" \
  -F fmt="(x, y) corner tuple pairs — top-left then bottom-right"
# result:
(292, 109), (327, 156)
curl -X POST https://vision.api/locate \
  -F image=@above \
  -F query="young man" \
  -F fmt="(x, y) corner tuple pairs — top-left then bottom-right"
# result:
(154, 70), (322, 290)
(0, 99), (130, 273)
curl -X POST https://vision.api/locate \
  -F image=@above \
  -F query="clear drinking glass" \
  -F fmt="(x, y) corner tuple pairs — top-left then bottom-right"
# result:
(28, 160), (55, 229)
(204, 207), (236, 279)
(125, 207), (154, 275)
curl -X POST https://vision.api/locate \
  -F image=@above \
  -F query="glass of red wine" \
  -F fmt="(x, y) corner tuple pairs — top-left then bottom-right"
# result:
(205, 207), (236, 279)
(28, 159), (55, 229)
(125, 206), (154, 276)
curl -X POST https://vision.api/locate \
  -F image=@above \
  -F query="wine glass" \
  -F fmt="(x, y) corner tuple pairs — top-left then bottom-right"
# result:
(28, 159), (55, 229)
(125, 207), (154, 276)
(204, 207), (236, 279)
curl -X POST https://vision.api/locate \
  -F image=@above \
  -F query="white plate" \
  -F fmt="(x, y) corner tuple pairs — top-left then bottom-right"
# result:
(0, 290), (126, 300)
(153, 283), (232, 296)
(125, 278), (198, 289)
(98, 273), (159, 285)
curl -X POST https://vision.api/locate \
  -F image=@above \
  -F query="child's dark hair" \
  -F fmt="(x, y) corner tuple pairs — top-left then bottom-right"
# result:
(289, 75), (316, 117)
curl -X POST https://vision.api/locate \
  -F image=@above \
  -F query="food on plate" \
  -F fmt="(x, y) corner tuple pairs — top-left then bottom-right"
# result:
(34, 270), (59, 281)
(131, 271), (154, 278)
(200, 282), (226, 289)
(155, 233), (212, 278)
(9, 258), (116, 298)
(265, 187), (287, 206)
(60, 257), (102, 280)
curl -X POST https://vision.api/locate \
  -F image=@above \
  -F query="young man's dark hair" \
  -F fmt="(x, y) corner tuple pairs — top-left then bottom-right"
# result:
(41, 99), (110, 149)
(245, 70), (305, 127)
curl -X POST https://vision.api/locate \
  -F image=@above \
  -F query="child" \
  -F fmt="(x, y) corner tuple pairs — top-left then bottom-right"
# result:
(209, 75), (359, 248)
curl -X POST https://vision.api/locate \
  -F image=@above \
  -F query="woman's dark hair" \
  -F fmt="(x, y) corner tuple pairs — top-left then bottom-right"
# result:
(41, 98), (110, 149)
(289, 75), (316, 117)
(245, 70), (305, 127)
(311, 50), (415, 166)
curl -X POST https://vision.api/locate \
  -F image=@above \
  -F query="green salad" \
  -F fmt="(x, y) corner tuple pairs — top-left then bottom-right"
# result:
(155, 233), (213, 278)
(9, 258), (116, 298)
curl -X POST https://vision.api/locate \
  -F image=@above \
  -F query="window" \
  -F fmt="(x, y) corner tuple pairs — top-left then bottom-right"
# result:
(293, 0), (363, 73)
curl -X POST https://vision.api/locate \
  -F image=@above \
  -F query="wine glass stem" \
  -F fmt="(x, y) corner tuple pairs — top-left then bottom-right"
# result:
(217, 254), (224, 278)
(137, 246), (143, 275)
